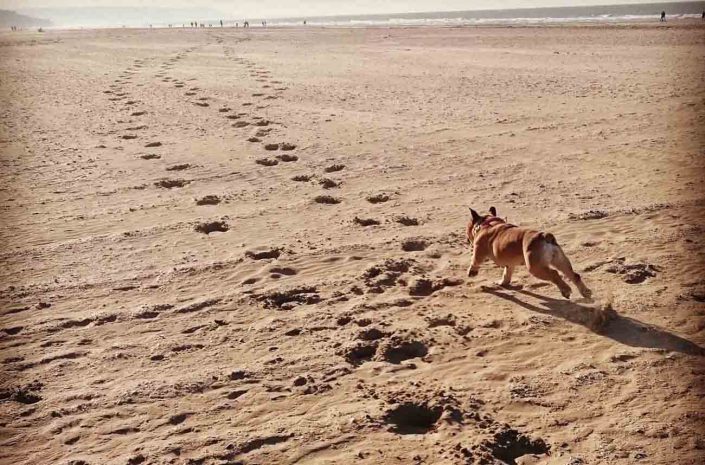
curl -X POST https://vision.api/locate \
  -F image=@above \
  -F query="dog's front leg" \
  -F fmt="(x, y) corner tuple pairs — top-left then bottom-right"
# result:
(466, 248), (487, 277)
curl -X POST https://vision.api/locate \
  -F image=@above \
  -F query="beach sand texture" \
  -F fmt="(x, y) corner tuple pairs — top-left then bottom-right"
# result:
(1, 23), (704, 465)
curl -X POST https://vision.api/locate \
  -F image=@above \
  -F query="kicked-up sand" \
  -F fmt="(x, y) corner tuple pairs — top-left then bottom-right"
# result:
(0, 22), (704, 465)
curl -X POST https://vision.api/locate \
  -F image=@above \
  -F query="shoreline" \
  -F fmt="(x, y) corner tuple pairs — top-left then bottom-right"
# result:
(5, 18), (705, 34)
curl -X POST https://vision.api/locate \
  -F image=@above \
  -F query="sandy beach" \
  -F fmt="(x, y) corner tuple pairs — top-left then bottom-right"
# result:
(1, 22), (704, 465)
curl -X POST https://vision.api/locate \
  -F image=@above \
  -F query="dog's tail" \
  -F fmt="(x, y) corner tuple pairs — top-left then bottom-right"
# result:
(541, 232), (558, 246)
(543, 233), (593, 299)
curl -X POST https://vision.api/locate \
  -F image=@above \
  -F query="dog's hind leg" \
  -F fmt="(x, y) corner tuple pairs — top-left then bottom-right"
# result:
(527, 264), (572, 299)
(498, 266), (514, 287)
(526, 239), (572, 298)
(551, 247), (592, 299)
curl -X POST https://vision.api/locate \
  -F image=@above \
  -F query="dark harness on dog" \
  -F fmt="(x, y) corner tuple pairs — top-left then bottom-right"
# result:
(473, 216), (508, 235)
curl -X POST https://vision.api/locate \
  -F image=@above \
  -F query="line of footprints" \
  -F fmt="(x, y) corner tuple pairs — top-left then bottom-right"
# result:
(103, 39), (412, 235)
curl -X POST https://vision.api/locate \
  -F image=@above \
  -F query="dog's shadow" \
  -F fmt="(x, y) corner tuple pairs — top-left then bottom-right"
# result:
(482, 286), (705, 356)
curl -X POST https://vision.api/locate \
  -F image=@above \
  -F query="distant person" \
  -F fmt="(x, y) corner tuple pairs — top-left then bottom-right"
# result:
(220, 20), (223, 27)
(244, 21), (249, 28)
(660, 11), (666, 22)
(303, 20), (307, 25)
(702, 11), (704, 20)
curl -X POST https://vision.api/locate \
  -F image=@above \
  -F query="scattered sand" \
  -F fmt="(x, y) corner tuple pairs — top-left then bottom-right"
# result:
(1, 22), (704, 465)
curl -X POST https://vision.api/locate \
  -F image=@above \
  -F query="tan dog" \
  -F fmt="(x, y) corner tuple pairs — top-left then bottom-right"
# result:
(466, 207), (592, 299)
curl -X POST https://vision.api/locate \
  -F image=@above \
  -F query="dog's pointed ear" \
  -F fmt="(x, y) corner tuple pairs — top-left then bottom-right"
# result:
(489, 206), (497, 216)
(469, 208), (481, 224)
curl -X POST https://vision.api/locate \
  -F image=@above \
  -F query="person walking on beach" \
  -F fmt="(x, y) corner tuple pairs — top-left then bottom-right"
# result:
(660, 11), (666, 22)
(220, 20), (223, 27)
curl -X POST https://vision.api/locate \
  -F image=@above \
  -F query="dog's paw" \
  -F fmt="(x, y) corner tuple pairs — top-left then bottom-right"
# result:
(467, 268), (479, 278)
(560, 287), (572, 299)
(497, 282), (523, 290)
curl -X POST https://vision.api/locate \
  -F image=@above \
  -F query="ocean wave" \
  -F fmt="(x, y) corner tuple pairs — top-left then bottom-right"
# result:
(265, 13), (702, 28)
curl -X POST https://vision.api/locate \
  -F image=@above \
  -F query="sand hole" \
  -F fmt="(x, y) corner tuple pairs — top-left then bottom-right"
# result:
(269, 267), (297, 276)
(354, 217), (380, 226)
(383, 402), (442, 434)
(358, 328), (386, 341)
(194, 221), (229, 234)
(155, 179), (189, 189)
(255, 158), (279, 167)
(367, 193), (390, 204)
(319, 178), (339, 189)
(276, 154), (298, 162)
(257, 286), (320, 309)
(195, 195), (221, 205)
(343, 342), (377, 365)
(11, 389), (42, 404)
(401, 238), (428, 252)
(569, 210), (608, 220)
(605, 259), (660, 284)
(381, 340), (428, 364)
(314, 195), (340, 205)
(166, 163), (191, 171)
(245, 248), (281, 260)
(324, 164), (345, 173)
(396, 216), (419, 226)
(484, 429), (550, 465)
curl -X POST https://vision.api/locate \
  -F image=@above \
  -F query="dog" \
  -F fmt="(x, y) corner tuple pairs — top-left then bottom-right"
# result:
(466, 206), (592, 299)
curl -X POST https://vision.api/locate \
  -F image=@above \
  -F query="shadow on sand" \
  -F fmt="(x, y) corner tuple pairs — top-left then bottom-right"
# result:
(482, 286), (705, 356)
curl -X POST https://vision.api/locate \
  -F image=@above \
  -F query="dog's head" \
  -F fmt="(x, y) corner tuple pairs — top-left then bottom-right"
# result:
(466, 206), (498, 242)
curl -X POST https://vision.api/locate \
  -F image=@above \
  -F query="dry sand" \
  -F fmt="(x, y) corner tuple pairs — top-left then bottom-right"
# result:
(1, 22), (704, 465)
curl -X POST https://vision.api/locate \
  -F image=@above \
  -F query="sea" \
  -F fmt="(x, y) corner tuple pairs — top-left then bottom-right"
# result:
(18, 1), (705, 29)
(264, 2), (705, 27)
